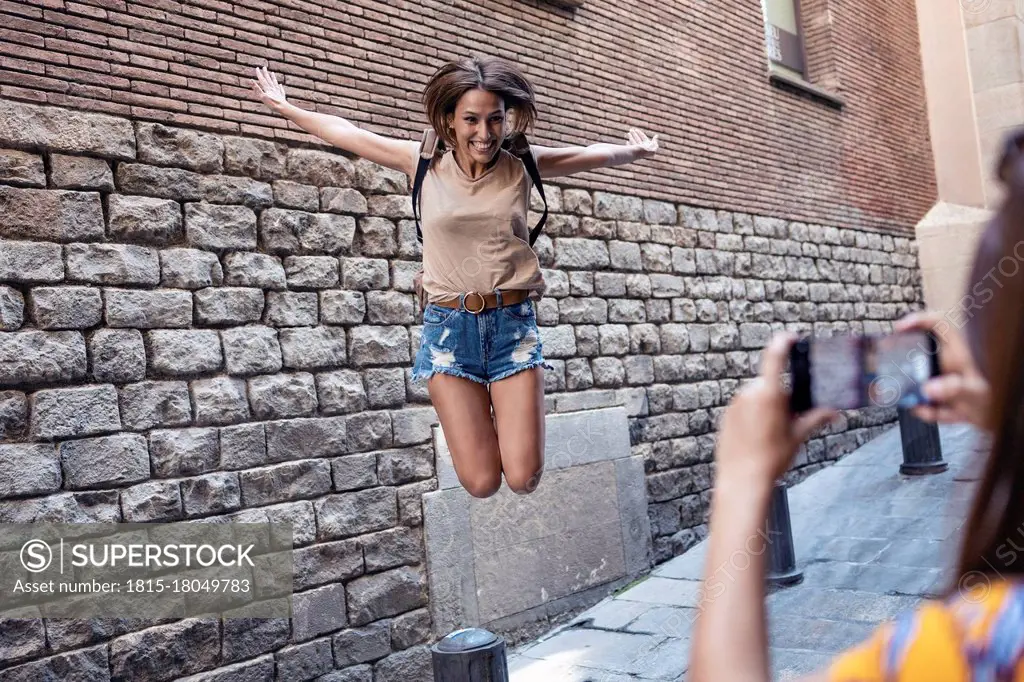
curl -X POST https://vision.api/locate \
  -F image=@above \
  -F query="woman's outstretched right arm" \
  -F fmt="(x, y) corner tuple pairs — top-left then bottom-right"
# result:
(252, 66), (419, 178)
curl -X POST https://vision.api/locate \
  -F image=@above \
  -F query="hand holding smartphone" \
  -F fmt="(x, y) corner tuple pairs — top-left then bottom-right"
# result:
(789, 331), (941, 413)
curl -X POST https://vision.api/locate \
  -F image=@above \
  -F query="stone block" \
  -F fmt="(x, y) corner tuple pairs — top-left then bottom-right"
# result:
(66, 243), (159, 285)
(247, 372), (318, 419)
(345, 566), (427, 626)
(29, 286), (102, 330)
(332, 453), (378, 491)
(315, 488), (397, 542)
(50, 154), (113, 191)
(185, 203), (258, 251)
(121, 479), (183, 522)
(160, 248), (224, 289)
(180, 471), (242, 517)
(30, 385), (121, 440)
(191, 376), (250, 426)
(219, 423), (266, 471)
(224, 136), (288, 179)
(264, 291), (318, 326)
(265, 416), (347, 462)
(291, 582), (348, 641)
(284, 256), (339, 289)
(280, 327), (347, 370)
(109, 618), (221, 680)
(104, 289), (192, 328)
(136, 121), (223, 172)
(194, 287), (265, 325)
(221, 326), (282, 375)
(293, 539), (363, 591)
(0, 239), (63, 283)
(107, 194), (183, 244)
(317, 369), (367, 415)
(0, 286), (23, 331)
(60, 433), (148, 489)
(260, 208), (355, 255)
(146, 329), (223, 376)
(348, 326), (410, 366)
(0, 149), (44, 187)
(0, 443), (61, 499)
(320, 291), (366, 325)
(0, 187), (104, 241)
(333, 622), (391, 667)
(149, 427), (219, 477)
(223, 252), (286, 289)
(119, 381), (192, 431)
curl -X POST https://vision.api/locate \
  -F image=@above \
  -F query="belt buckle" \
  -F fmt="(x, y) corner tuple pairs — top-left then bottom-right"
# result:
(463, 292), (486, 314)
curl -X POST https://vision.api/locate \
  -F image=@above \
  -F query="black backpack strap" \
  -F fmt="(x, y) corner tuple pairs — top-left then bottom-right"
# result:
(411, 128), (437, 244)
(504, 132), (547, 246)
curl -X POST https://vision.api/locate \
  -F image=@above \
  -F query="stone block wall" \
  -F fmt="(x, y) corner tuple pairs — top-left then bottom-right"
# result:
(0, 99), (920, 679)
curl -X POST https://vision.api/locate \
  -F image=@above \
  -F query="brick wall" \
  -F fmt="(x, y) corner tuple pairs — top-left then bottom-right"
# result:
(0, 0), (934, 232)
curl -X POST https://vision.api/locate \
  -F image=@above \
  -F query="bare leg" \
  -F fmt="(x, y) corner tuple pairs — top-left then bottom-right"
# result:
(489, 366), (545, 494)
(428, 373), (503, 498)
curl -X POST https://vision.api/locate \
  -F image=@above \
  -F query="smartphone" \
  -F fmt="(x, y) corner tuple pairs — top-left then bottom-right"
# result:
(789, 331), (941, 413)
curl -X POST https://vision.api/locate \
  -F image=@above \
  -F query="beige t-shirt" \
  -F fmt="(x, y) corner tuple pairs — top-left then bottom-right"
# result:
(416, 148), (546, 304)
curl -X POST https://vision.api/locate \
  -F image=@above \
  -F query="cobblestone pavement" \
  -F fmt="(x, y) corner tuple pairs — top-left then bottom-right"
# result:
(508, 424), (984, 681)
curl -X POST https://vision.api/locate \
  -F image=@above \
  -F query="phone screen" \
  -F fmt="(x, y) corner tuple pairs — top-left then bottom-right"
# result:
(803, 332), (935, 410)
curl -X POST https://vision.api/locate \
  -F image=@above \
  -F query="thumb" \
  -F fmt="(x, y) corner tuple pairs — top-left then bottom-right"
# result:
(793, 408), (838, 443)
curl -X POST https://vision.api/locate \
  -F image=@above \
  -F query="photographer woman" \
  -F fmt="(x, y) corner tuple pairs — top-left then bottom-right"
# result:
(689, 132), (1024, 681)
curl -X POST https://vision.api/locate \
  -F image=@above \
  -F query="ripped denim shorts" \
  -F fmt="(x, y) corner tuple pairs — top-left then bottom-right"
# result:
(411, 291), (553, 385)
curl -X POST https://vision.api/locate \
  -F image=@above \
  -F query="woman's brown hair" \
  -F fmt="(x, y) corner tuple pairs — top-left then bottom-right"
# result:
(953, 128), (1024, 589)
(421, 56), (538, 150)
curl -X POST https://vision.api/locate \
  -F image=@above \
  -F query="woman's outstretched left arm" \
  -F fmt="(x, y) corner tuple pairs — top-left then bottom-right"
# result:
(531, 128), (659, 179)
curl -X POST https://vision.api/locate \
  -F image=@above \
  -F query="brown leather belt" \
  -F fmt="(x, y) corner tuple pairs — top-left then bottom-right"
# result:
(432, 289), (531, 314)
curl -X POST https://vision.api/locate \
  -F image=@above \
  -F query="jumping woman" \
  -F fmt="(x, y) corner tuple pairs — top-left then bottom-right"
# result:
(253, 56), (659, 498)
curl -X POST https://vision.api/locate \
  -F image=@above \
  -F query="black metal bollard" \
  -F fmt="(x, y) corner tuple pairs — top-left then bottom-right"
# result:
(765, 481), (803, 587)
(431, 628), (509, 682)
(897, 407), (947, 475)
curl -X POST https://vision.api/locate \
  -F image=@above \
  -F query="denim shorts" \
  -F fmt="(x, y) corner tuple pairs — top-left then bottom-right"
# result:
(411, 291), (553, 385)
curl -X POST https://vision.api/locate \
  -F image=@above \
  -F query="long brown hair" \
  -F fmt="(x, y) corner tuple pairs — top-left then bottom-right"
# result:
(953, 129), (1024, 589)
(421, 56), (538, 150)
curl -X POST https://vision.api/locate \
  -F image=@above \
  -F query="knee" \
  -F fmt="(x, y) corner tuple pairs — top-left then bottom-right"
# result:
(506, 468), (543, 495)
(462, 473), (502, 499)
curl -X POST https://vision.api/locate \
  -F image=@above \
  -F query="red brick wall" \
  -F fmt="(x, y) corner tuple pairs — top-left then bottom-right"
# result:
(0, 0), (935, 231)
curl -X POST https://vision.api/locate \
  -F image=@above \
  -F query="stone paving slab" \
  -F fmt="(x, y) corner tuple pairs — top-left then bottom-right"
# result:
(509, 424), (984, 680)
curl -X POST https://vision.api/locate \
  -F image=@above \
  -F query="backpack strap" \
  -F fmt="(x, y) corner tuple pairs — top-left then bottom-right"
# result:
(412, 129), (548, 247)
(412, 127), (437, 244)
(504, 132), (548, 246)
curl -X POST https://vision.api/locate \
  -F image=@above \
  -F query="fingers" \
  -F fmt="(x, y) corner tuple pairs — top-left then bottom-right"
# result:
(921, 374), (964, 404)
(893, 311), (944, 334)
(893, 310), (961, 352)
(911, 403), (968, 424)
(627, 128), (653, 146)
(758, 332), (798, 384)
(255, 66), (271, 90)
(922, 374), (990, 417)
(255, 66), (284, 95)
(793, 408), (839, 442)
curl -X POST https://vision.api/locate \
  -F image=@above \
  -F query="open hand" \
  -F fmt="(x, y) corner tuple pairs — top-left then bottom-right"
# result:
(894, 312), (992, 429)
(252, 66), (287, 112)
(626, 128), (659, 158)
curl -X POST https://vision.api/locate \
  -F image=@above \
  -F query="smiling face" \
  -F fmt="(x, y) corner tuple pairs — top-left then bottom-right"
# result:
(449, 88), (506, 167)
